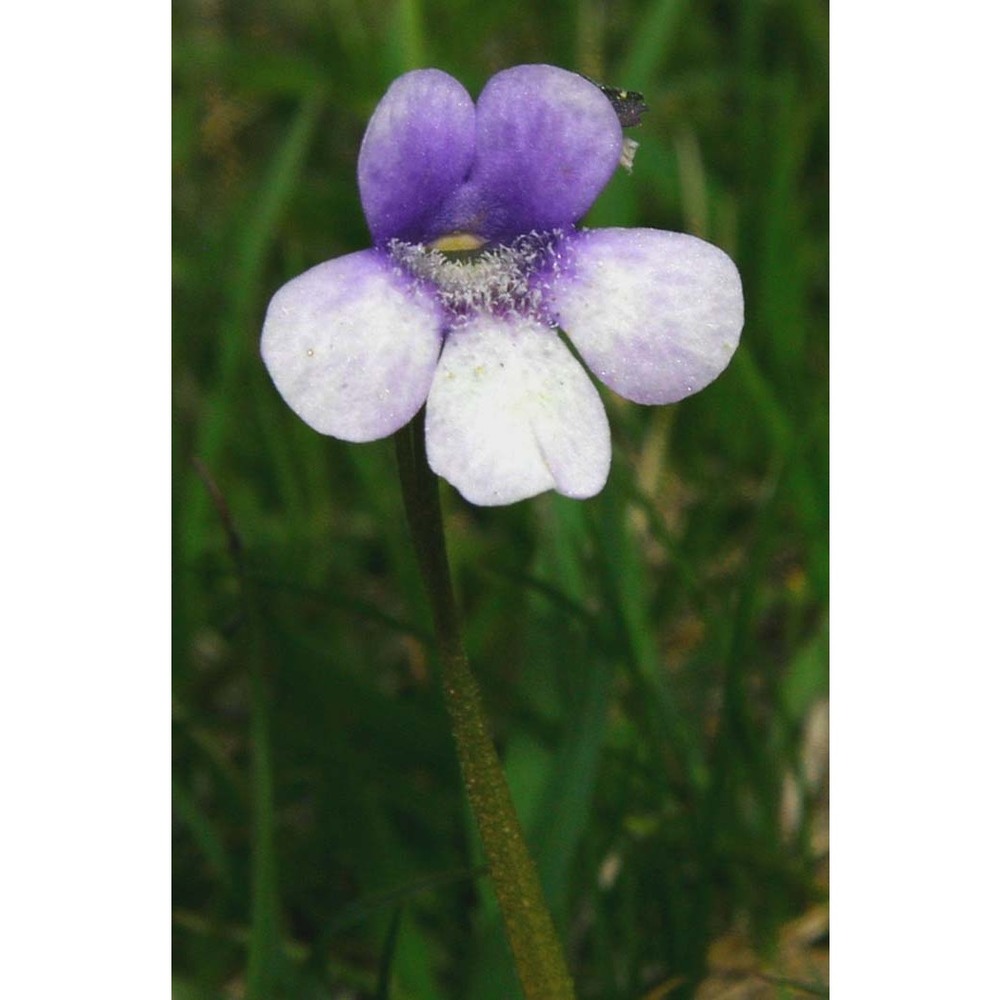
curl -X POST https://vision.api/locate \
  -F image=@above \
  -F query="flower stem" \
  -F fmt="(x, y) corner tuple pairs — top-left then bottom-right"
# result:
(394, 411), (577, 1000)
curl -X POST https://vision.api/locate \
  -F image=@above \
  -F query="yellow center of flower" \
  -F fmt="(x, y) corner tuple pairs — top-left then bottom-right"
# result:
(429, 232), (488, 253)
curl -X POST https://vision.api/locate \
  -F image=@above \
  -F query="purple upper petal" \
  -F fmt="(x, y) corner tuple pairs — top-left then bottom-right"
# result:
(358, 69), (476, 244)
(549, 228), (744, 404)
(463, 65), (623, 240)
(359, 65), (623, 245)
(261, 249), (444, 441)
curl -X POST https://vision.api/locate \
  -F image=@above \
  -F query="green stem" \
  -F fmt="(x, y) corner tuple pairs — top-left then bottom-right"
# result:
(394, 411), (577, 1000)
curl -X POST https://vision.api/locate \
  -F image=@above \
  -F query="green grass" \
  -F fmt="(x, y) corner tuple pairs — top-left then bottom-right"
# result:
(173, 1), (828, 997)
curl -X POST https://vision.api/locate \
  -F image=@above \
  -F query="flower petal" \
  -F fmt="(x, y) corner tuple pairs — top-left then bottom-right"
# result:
(550, 228), (744, 403)
(438, 65), (622, 242)
(425, 316), (611, 505)
(261, 249), (444, 441)
(358, 69), (476, 244)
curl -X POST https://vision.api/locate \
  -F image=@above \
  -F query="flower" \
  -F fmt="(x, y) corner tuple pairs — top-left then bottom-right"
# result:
(262, 64), (743, 506)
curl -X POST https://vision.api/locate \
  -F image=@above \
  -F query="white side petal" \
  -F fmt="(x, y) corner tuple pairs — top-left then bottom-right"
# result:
(426, 318), (611, 506)
(550, 228), (744, 404)
(261, 250), (444, 442)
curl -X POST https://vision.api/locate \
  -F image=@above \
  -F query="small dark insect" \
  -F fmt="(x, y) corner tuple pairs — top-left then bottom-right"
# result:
(584, 76), (649, 128)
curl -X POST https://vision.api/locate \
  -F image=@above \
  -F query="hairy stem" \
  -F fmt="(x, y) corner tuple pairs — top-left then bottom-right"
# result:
(394, 411), (576, 1000)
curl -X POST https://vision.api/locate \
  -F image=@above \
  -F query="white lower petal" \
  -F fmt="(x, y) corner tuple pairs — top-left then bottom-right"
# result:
(426, 317), (611, 506)
(550, 228), (743, 404)
(261, 250), (443, 441)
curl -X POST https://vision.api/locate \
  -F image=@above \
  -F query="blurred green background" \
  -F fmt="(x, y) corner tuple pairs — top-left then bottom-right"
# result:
(173, 1), (828, 997)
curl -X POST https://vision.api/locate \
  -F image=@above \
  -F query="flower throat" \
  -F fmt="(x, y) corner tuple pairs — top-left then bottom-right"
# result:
(387, 230), (564, 324)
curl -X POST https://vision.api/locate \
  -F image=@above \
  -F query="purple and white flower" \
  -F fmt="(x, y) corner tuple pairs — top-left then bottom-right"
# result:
(262, 64), (743, 506)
